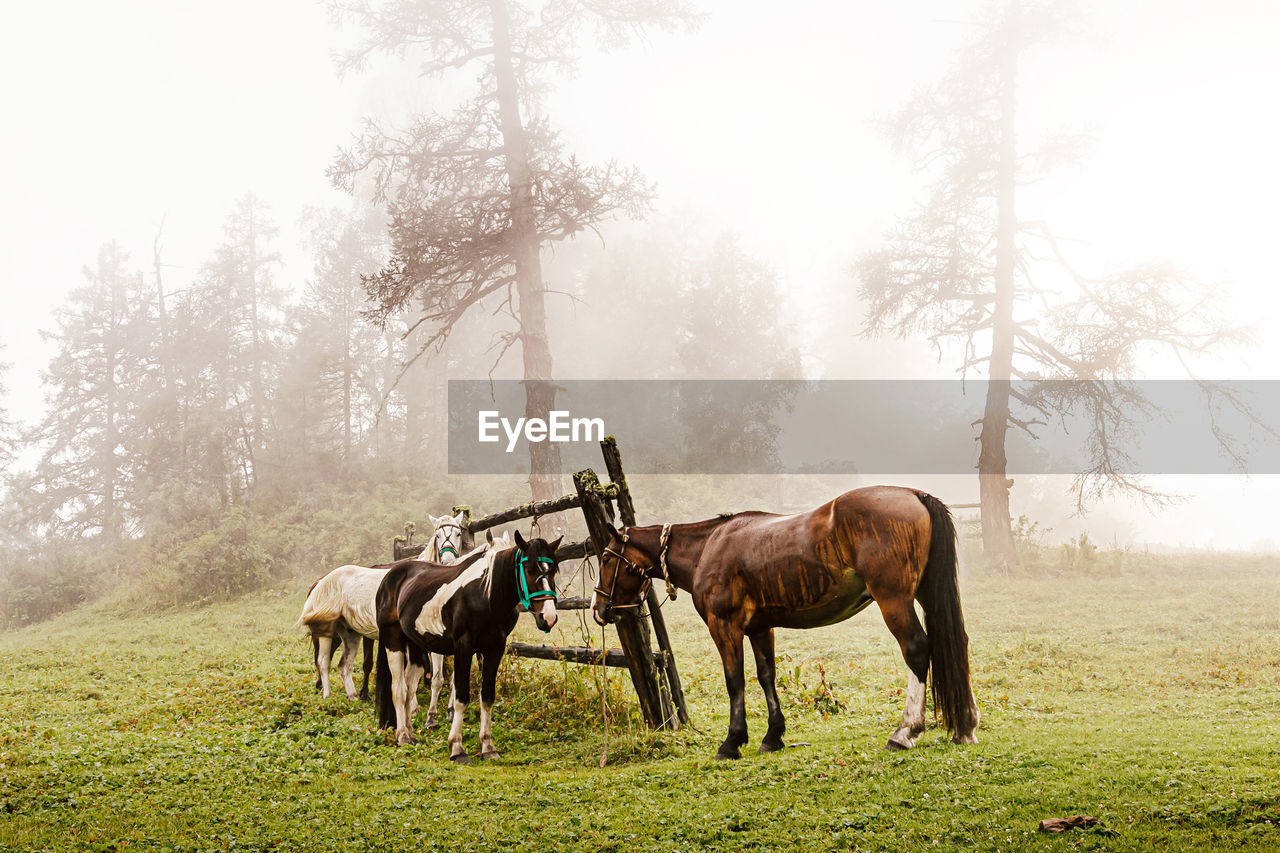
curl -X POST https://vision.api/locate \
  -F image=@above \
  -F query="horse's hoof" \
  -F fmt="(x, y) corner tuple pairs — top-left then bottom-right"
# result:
(713, 749), (741, 761)
(396, 732), (416, 746)
(885, 737), (911, 751)
(758, 740), (785, 754)
(450, 752), (471, 765)
(480, 750), (500, 761)
(952, 732), (979, 745)
(425, 719), (439, 730)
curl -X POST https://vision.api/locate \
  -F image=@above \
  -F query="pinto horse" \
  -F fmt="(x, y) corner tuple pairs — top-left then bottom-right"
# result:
(591, 486), (979, 759)
(298, 514), (467, 701)
(375, 530), (562, 762)
(423, 527), (510, 729)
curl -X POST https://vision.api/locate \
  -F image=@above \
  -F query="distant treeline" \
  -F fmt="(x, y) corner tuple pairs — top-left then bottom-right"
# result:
(0, 200), (807, 627)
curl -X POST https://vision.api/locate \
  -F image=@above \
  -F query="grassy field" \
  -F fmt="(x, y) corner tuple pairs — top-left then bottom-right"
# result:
(1, 550), (1278, 851)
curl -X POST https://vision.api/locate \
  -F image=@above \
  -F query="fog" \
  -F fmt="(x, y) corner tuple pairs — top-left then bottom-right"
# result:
(3, 0), (1280, 554)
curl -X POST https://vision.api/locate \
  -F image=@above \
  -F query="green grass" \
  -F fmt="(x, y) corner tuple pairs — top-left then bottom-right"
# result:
(1, 552), (1278, 851)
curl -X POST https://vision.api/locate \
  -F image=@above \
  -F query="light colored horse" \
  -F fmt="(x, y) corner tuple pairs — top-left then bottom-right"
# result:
(297, 512), (469, 701)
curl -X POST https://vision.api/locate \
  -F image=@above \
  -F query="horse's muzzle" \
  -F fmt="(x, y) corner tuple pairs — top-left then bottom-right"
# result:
(592, 604), (615, 626)
(532, 602), (558, 632)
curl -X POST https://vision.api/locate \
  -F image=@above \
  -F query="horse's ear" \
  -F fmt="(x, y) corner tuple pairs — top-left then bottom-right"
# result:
(548, 535), (563, 555)
(453, 510), (466, 524)
(514, 529), (528, 551)
(428, 513), (442, 526)
(486, 529), (494, 545)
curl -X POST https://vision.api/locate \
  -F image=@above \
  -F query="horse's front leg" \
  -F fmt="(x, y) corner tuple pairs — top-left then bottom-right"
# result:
(478, 650), (502, 759)
(447, 651), (473, 764)
(405, 646), (427, 721)
(359, 637), (374, 702)
(709, 616), (748, 760)
(749, 629), (786, 753)
(426, 653), (446, 729)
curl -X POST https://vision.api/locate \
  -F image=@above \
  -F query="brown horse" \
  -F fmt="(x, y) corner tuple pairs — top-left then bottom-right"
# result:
(591, 486), (978, 759)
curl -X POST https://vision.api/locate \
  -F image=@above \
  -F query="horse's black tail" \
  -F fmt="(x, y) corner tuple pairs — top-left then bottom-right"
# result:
(915, 492), (979, 740)
(375, 640), (394, 730)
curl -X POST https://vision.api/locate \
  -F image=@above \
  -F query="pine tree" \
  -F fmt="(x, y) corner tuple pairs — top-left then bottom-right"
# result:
(29, 243), (155, 541)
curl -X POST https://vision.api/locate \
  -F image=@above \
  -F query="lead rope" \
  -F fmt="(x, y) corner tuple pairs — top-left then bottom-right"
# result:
(582, 552), (609, 768)
(598, 619), (610, 768)
(658, 523), (676, 600)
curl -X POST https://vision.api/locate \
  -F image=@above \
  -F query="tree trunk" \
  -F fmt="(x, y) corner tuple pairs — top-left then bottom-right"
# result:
(489, 0), (563, 502)
(152, 236), (171, 394)
(342, 303), (353, 464)
(978, 14), (1020, 567)
(100, 266), (126, 545)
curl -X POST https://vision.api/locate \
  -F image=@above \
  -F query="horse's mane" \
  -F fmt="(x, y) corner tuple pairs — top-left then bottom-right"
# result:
(481, 545), (513, 603)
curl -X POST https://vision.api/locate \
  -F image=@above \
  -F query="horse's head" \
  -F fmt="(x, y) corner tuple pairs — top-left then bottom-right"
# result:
(591, 526), (655, 626)
(513, 529), (563, 632)
(427, 511), (467, 563)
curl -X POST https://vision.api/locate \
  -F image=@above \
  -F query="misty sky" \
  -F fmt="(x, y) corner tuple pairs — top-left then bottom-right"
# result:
(3, 0), (1280, 548)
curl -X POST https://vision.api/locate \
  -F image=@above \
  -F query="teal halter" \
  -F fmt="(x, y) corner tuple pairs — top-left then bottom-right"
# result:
(516, 549), (557, 610)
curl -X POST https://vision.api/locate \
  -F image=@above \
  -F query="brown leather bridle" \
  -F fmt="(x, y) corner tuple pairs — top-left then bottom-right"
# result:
(593, 528), (651, 613)
(593, 524), (675, 612)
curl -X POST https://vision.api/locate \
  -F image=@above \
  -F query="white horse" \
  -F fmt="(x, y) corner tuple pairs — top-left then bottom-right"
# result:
(297, 512), (470, 701)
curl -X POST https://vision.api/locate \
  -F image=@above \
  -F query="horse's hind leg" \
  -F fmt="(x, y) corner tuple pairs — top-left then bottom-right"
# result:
(385, 647), (417, 745)
(749, 629), (786, 753)
(316, 635), (336, 699)
(426, 653), (446, 729)
(879, 599), (930, 750)
(359, 637), (374, 702)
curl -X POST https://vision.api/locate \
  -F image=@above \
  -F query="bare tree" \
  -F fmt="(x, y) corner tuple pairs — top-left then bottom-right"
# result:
(328, 0), (700, 500)
(855, 0), (1254, 565)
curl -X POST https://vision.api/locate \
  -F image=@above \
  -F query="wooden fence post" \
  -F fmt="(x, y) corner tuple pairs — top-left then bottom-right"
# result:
(452, 504), (474, 550)
(573, 468), (668, 729)
(600, 437), (690, 727)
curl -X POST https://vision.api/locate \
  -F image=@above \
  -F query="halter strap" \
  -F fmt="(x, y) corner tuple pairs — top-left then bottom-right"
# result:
(515, 548), (557, 610)
(431, 520), (465, 557)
